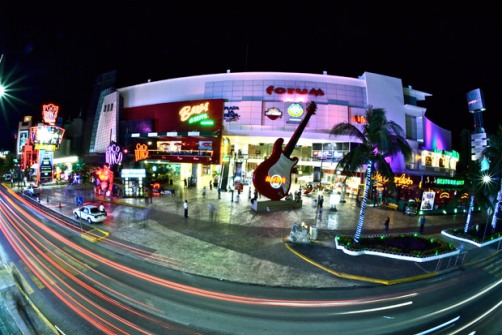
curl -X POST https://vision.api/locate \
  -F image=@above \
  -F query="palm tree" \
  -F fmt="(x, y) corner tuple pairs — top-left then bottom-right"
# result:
(330, 106), (412, 245)
(482, 124), (502, 232)
(451, 159), (491, 233)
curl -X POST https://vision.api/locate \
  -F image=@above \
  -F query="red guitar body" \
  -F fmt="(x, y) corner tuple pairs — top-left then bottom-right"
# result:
(252, 101), (317, 201)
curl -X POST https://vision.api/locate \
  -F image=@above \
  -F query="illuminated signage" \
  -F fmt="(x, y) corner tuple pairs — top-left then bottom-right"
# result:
(351, 115), (367, 124)
(373, 172), (415, 187)
(420, 191), (435, 211)
(265, 175), (286, 189)
(39, 151), (54, 183)
(121, 169), (146, 178)
(436, 178), (464, 186)
(394, 174), (413, 186)
(179, 102), (210, 122)
(287, 103), (303, 117)
(433, 149), (459, 159)
(30, 125), (65, 151)
(106, 143), (123, 166)
(265, 107), (282, 120)
(266, 86), (324, 97)
(466, 88), (485, 113)
(135, 143), (149, 161)
(42, 103), (59, 125)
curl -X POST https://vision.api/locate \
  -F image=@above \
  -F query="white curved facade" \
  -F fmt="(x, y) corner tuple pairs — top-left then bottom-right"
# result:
(108, 71), (439, 174)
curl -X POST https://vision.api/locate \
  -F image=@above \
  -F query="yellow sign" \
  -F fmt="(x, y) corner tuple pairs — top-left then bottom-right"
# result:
(135, 143), (149, 161)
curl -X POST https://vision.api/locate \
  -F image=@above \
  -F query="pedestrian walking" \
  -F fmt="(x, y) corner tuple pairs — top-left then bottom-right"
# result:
(183, 200), (189, 218)
(208, 203), (216, 222)
(384, 217), (390, 232)
(319, 195), (324, 208)
(419, 215), (426, 233)
(202, 186), (206, 197)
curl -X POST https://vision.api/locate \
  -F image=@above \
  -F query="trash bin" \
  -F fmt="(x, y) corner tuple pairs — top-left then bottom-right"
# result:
(309, 226), (318, 240)
(312, 199), (318, 207)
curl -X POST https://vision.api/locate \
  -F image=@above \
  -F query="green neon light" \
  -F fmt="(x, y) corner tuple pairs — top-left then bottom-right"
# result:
(200, 120), (214, 126)
(188, 113), (209, 124)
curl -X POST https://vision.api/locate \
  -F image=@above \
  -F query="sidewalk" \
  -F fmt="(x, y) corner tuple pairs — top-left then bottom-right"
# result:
(31, 183), (499, 288)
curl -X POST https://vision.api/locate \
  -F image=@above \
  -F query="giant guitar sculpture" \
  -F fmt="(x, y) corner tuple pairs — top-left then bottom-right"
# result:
(252, 101), (317, 201)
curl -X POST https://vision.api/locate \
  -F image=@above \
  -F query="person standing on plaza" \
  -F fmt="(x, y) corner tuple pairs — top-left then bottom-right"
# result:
(384, 217), (390, 232)
(184, 200), (189, 218)
(419, 215), (426, 233)
(208, 203), (216, 222)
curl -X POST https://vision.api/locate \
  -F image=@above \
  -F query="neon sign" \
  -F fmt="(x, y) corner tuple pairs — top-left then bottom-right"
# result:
(188, 113), (209, 124)
(135, 143), (149, 161)
(439, 192), (450, 199)
(179, 102), (210, 122)
(106, 143), (123, 166)
(393, 173), (413, 186)
(42, 103), (59, 125)
(351, 115), (367, 124)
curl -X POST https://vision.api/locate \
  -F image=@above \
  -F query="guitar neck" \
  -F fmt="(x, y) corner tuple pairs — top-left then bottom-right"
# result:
(283, 102), (316, 157)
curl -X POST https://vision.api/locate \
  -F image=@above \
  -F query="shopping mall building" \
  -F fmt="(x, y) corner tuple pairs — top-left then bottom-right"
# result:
(83, 70), (462, 211)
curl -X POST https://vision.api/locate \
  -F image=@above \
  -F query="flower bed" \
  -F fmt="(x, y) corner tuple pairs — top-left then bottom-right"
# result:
(442, 224), (502, 247)
(335, 233), (458, 260)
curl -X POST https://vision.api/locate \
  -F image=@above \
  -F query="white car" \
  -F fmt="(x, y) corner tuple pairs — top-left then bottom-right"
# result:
(73, 205), (107, 224)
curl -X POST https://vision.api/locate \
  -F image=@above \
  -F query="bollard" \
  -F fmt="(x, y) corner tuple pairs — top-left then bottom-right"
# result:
(59, 202), (62, 209)
(37, 197), (40, 203)
(47, 196), (49, 203)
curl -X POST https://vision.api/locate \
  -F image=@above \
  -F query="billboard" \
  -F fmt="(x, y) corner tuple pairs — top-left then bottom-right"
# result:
(420, 191), (436, 211)
(466, 88), (485, 113)
(17, 130), (29, 155)
(30, 125), (65, 151)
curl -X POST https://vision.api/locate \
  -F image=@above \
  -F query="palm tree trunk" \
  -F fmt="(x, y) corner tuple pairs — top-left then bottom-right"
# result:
(464, 195), (475, 233)
(354, 162), (372, 244)
(490, 181), (502, 231)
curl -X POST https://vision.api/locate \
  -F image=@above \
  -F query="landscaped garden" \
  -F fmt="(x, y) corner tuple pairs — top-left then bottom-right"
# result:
(335, 222), (502, 260)
(335, 233), (458, 259)
(441, 223), (502, 246)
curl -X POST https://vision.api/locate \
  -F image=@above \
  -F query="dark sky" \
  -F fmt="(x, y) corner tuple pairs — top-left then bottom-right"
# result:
(1, 2), (501, 152)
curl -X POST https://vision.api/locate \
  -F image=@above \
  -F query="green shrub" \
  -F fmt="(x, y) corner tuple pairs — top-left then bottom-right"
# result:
(336, 234), (456, 258)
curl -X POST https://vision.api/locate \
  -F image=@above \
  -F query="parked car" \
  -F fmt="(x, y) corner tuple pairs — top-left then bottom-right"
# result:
(405, 203), (418, 216)
(73, 205), (107, 224)
(24, 184), (41, 197)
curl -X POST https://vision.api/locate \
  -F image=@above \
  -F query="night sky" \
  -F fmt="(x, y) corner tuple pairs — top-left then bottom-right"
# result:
(1, 2), (500, 152)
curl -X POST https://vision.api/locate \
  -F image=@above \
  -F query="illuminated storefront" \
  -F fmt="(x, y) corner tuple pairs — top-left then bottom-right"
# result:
(87, 71), (457, 194)
(20, 104), (65, 184)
